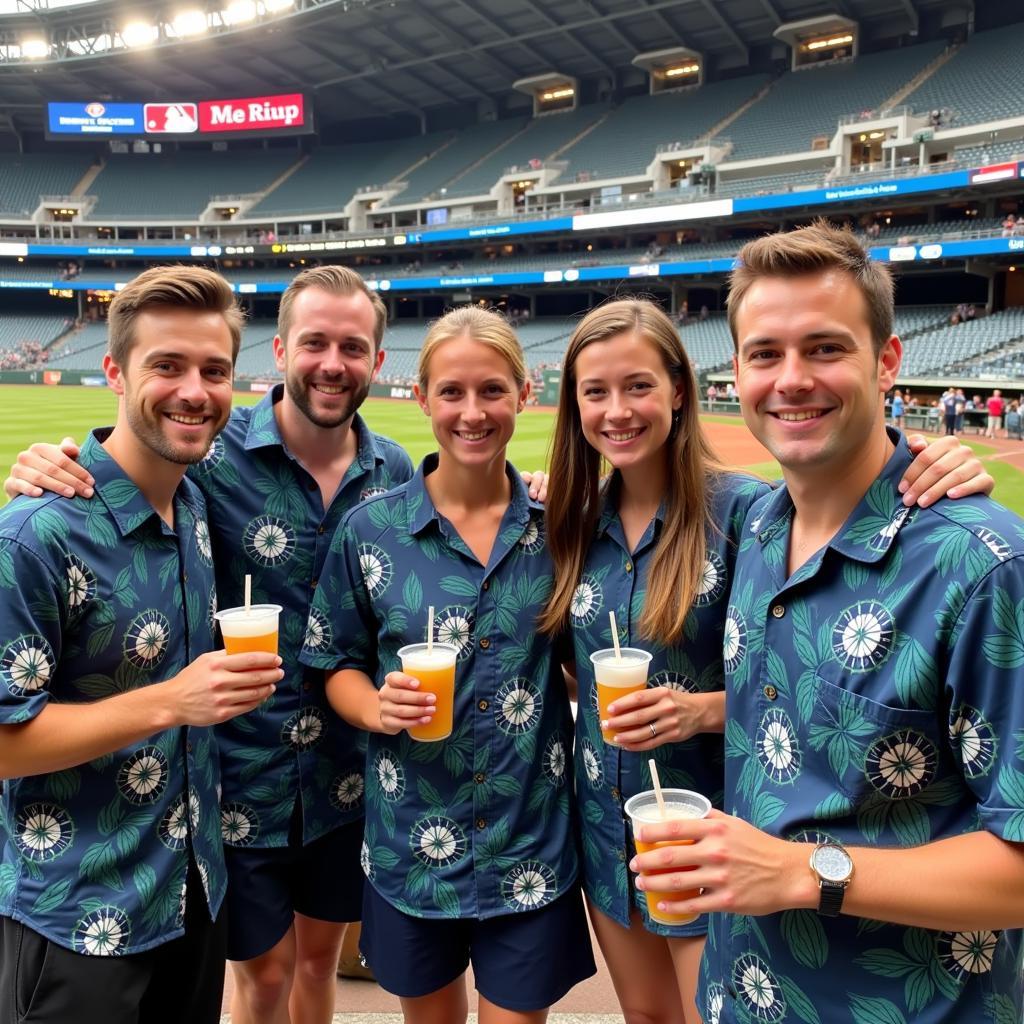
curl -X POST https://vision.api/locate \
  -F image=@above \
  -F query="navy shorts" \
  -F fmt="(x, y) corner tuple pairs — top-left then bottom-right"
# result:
(224, 809), (364, 961)
(360, 881), (596, 1011)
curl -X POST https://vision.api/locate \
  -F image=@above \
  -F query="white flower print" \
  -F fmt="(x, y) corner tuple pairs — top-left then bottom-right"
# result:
(705, 982), (725, 1024)
(360, 486), (387, 502)
(194, 519), (213, 564)
(501, 860), (556, 910)
(159, 795), (189, 850)
(188, 787), (201, 830)
(976, 528), (1013, 562)
(494, 678), (542, 735)
(360, 839), (375, 880)
(694, 551), (727, 606)
(330, 772), (364, 810)
(374, 751), (405, 801)
(865, 729), (937, 798)
(123, 610), (170, 668)
(283, 708), (326, 750)
(15, 804), (74, 862)
(358, 543), (394, 597)
(648, 670), (698, 693)
(65, 554), (97, 610)
(2, 634), (55, 696)
(722, 609), (747, 673)
(243, 515), (295, 567)
(302, 607), (332, 653)
(937, 930), (999, 980)
(542, 734), (567, 786)
(569, 576), (603, 626)
(756, 708), (801, 784)
(581, 740), (603, 787)
(117, 746), (169, 804)
(199, 436), (225, 470)
(831, 601), (894, 672)
(517, 518), (545, 554)
(220, 803), (260, 845)
(434, 605), (475, 659)
(732, 953), (786, 1021)
(870, 506), (912, 550)
(208, 588), (218, 635)
(73, 906), (131, 956)
(949, 705), (997, 779)
(410, 815), (468, 867)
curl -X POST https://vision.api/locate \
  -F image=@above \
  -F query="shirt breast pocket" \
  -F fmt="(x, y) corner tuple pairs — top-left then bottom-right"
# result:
(806, 665), (945, 814)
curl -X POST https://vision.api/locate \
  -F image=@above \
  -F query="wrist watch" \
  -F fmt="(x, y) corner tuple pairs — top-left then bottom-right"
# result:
(809, 841), (853, 917)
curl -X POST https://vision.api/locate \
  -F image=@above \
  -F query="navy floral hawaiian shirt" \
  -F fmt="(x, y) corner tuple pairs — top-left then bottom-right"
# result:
(700, 435), (1024, 1024)
(0, 432), (225, 955)
(570, 472), (769, 936)
(189, 385), (412, 848)
(300, 456), (578, 920)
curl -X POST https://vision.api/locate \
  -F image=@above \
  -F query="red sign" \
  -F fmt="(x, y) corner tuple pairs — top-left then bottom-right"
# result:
(970, 162), (1018, 185)
(144, 103), (199, 134)
(198, 93), (305, 133)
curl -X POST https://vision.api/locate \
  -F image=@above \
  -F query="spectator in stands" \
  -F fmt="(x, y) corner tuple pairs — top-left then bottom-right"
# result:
(0, 266), (282, 1024)
(699, 304), (709, 321)
(891, 387), (905, 429)
(955, 388), (966, 432)
(986, 388), (1005, 438)
(965, 303), (977, 320)
(706, 383), (719, 403)
(941, 387), (958, 435)
(1006, 400), (1022, 440)
(1002, 213), (1016, 238)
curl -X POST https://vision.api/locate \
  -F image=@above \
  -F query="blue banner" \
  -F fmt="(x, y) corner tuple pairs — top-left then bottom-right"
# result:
(407, 217), (574, 243)
(48, 102), (145, 136)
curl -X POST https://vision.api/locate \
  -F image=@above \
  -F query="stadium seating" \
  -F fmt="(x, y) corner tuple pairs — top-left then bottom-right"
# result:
(678, 315), (734, 372)
(89, 151), (299, 220)
(904, 23), (1024, 127)
(557, 77), (770, 181)
(899, 308), (1024, 376)
(0, 153), (95, 218)
(722, 42), (946, 161)
(44, 323), (111, 368)
(0, 315), (72, 352)
(249, 134), (453, 216)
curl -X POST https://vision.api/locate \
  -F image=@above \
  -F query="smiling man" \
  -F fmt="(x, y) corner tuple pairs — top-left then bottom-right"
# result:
(0, 266), (283, 1024)
(629, 222), (1024, 1024)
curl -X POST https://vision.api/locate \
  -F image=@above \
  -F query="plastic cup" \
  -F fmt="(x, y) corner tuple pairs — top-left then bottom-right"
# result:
(590, 647), (653, 743)
(399, 642), (458, 742)
(215, 604), (282, 655)
(624, 788), (711, 926)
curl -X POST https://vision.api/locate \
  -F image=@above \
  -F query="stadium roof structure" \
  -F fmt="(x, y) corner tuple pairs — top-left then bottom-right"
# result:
(0, 0), (995, 138)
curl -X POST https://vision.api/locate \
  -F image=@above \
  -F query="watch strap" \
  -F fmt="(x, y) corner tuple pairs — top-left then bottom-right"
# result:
(818, 878), (847, 917)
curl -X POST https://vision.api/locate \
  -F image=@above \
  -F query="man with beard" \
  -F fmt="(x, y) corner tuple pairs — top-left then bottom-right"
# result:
(0, 266), (283, 1024)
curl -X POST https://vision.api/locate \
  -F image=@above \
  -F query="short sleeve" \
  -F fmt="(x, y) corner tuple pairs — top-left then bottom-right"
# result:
(0, 538), (64, 725)
(299, 516), (378, 679)
(946, 555), (1024, 842)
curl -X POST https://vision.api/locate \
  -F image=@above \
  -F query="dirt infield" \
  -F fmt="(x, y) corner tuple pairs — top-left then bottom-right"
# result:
(700, 415), (773, 467)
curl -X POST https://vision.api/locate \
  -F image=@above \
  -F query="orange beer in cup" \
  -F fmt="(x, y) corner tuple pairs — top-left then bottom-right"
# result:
(398, 642), (458, 742)
(215, 604), (282, 655)
(624, 788), (711, 926)
(590, 647), (653, 743)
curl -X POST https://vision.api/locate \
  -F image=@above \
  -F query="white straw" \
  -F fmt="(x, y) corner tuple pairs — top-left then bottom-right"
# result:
(427, 606), (435, 653)
(609, 611), (621, 660)
(244, 575), (252, 616)
(649, 758), (668, 820)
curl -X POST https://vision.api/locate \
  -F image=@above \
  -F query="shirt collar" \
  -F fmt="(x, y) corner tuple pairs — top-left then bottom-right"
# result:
(78, 430), (201, 538)
(755, 428), (915, 566)
(243, 384), (383, 470)
(407, 453), (538, 536)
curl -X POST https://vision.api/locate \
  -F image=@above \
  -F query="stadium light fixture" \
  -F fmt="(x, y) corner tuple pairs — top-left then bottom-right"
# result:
(664, 63), (700, 77)
(540, 87), (574, 101)
(122, 21), (159, 46)
(805, 33), (854, 51)
(21, 37), (50, 59)
(172, 10), (209, 35)
(224, 0), (257, 24)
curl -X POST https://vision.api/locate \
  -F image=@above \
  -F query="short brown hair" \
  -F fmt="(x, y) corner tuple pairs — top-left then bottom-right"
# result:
(108, 265), (244, 365)
(277, 264), (387, 349)
(727, 220), (895, 354)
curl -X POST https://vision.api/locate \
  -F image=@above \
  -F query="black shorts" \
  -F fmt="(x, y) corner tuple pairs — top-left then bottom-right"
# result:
(360, 881), (596, 1012)
(224, 810), (364, 961)
(0, 859), (225, 1024)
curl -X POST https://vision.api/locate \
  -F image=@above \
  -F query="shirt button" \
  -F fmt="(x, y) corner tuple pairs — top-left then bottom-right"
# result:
(625, 561), (633, 573)
(476, 818), (487, 830)
(474, 772), (486, 784)
(317, 524), (325, 535)
(616, 849), (626, 862)
(186, 742), (193, 753)
(479, 638), (490, 649)
(310, 577), (318, 588)
(771, 604), (785, 619)
(182, 573), (188, 583)
(610, 787), (621, 800)
(478, 699), (489, 711)
(482, 580), (490, 591)
(763, 685), (778, 701)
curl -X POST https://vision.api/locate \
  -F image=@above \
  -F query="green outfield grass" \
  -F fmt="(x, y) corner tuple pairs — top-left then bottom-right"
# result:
(3, 385), (1024, 515)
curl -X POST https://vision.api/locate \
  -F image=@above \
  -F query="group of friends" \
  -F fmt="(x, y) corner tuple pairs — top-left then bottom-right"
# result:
(1, 220), (1022, 1024)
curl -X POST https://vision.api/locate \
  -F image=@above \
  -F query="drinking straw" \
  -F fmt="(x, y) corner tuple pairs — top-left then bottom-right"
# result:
(648, 758), (668, 820)
(427, 605), (435, 653)
(609, 610), (621, 660)
(244, 574), (252, 616)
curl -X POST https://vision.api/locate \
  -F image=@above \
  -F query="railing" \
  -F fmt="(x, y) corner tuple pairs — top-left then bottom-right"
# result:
(209, 193), (262, 204)
(837, 104), (912, 126)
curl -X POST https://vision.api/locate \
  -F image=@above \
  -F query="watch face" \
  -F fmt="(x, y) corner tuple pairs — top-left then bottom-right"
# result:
(813, 844), (852, 882)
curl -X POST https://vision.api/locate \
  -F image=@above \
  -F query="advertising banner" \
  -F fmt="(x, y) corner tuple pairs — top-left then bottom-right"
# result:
(48, 101), (144, 135)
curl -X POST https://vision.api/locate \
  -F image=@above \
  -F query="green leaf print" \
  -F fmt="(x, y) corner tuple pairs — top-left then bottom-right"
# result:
(983, 589), (1024, 668)
(928, 526), (972, 577)
(416, 776), (446, 812)
(84, 507), (118, 549)
(434, 878), (461, 917)
(764, 648), (790, 699)
(30, 507), (70, 545)
(879, 545), (903, 591)
(813, 790), (855, 820)
(0, 543), (17, 589)
(984, 993), (1022, 1024)
(777, 973), (821, 1024)
(725, 719), (753, 758)
(44, 768), (81, 802)
(141, 876), (182, 932)
(751, 792), (786, 829)
(848, 994), (908, 1024)
(438, 574), (479, 599)
(1006, 809), (1024, 842)
(842, 561), (870, 591)
(997, 764), (1024, 812)
(133, 863), (157, 905)
(31, 878), (71, 916)
(100, 479), (140, 509)
(892, 637), (938, 709)
(79, 841), (123, 890)
(583, 800), (604, 825)
(373, 846), (400, 870)
(779, 910), (828, 969)
(86, 601), (117, 657)
(402, 572), (423, 613)
(855, 947), (919, 978)
(792, 603), (818, 670)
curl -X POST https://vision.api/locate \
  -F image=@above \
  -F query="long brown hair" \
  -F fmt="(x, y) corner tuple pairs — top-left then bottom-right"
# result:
(539, 298), (722, 646)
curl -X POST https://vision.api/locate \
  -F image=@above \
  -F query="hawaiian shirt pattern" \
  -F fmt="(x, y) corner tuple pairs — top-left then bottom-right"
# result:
(0, 433), (225, 955)
(300, 456), (578, 920)
(189, 386), (412, 848)
(700, 435), (1024, 1024)
(571, 472), (770, 936)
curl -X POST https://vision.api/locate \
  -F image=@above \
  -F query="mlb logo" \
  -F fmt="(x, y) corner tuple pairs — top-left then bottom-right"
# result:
(144, 103), (199, 133)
